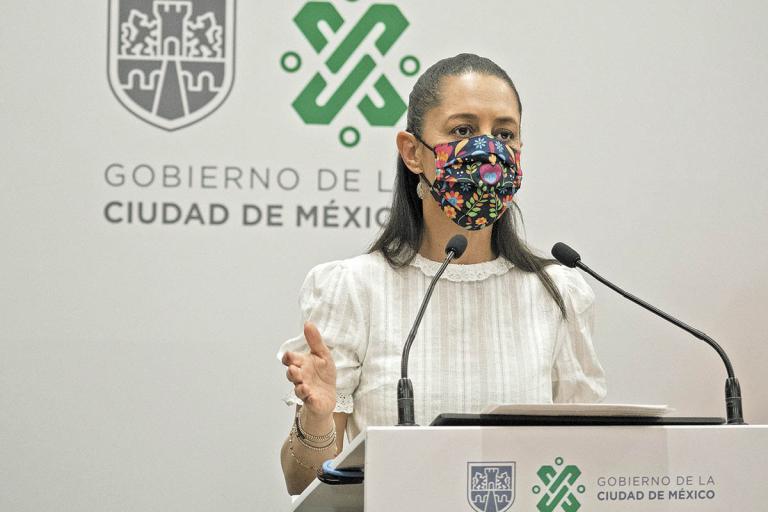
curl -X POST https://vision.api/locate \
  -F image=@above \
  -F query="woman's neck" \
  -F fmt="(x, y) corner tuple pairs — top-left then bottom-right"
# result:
(419, 224), (495, 264)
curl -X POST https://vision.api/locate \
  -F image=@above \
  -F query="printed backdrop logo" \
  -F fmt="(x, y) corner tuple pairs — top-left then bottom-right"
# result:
(108, 0), (235, 130)
(532, 457), (586, 512)
(467, 462), (515, 512)
(281, 1), (419, 147)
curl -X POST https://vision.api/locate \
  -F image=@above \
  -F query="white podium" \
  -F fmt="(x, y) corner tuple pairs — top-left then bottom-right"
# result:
(291, 424), (768, 511)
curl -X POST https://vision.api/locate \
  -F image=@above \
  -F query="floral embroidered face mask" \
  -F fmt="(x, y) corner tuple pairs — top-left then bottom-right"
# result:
(414, 133), (523, 230)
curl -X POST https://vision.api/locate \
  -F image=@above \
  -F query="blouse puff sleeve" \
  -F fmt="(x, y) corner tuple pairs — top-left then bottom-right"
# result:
(276, 260), (368, 414)
(551, 266), (608, 403)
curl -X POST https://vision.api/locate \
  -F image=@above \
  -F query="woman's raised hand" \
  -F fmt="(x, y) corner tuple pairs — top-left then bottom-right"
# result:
(281, 321), (337, 419)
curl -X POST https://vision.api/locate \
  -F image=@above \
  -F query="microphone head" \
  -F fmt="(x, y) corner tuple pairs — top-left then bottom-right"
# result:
(551, 242), (581, 268)
(445, 234), (468, 259)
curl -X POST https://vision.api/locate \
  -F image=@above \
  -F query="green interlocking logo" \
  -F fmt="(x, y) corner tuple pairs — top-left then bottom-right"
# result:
(280, 1), (419, 147)
(532, 457), (586, 512)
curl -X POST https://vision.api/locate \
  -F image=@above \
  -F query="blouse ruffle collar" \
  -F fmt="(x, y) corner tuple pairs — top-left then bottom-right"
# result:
(409, 253), (514, 282)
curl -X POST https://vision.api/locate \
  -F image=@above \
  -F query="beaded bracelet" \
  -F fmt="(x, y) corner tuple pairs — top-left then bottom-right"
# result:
(288, 425), (337, 474)
(296, 410), (335, 445)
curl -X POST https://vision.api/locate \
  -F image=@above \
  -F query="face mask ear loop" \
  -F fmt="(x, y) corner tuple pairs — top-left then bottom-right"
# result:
(410, 132), (436, 155)
(408, 132), (437, 187)
(418, 172), (434, 188)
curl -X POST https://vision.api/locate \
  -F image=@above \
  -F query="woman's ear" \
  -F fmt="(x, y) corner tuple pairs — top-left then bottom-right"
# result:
(396, 131), (423, 175)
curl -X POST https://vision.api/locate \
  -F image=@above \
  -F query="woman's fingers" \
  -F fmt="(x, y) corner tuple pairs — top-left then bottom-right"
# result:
(281, 322), (330, 366)
(304, 321), (330, 358)
(281, 351), (304, 367)
(286, 365), (302, 384)
(282, 323), (336, 415)
(294, 383), (310, 401)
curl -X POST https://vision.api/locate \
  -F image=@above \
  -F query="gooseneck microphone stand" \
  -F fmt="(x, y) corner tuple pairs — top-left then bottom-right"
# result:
(397, 235), (468, 426)
(551, 242), (744, 425)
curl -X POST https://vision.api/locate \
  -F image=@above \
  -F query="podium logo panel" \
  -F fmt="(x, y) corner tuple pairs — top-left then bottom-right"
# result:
(532, 457), (585, 512)
(467, 462), (515, 512)
(108, 0), (236, 130)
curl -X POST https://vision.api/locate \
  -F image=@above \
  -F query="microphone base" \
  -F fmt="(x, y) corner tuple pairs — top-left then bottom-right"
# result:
(396, 378), (418, 426)
(725, 377), (745, 425)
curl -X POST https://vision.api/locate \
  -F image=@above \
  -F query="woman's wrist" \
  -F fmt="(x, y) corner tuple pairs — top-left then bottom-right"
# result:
(298, 407), (335, 438)
(286, 425), (337, 475)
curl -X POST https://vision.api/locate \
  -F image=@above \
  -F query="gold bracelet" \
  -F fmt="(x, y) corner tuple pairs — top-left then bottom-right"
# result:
(296, 410), (335, 444)
(294, 425), (336, 451)
(287, 425), (337, 474)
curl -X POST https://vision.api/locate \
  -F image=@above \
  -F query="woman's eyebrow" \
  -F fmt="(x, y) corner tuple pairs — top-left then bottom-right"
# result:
(444, 113), (478, 123)
(494, 116), (519, 127)
(443, 113), (519, 127)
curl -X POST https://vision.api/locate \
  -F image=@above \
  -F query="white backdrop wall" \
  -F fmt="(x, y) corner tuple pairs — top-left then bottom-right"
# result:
(1, 1), (766, 510)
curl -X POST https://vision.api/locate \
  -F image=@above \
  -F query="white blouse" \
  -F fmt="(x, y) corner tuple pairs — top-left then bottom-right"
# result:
(277, 251), (606, 440)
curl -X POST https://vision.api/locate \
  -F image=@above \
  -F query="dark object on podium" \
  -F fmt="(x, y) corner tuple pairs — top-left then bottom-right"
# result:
(430, 413), (725, 427)
(317, 460), (364, 485)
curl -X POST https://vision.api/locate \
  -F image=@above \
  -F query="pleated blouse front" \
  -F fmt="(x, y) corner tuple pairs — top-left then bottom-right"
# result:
(277, 251), (606, 440)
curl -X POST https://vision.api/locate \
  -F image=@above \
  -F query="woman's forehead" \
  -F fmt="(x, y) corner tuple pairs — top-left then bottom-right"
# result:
(429, 73), (520, 124)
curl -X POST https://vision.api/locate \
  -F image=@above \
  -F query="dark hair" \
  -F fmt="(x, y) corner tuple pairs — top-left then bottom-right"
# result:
(368, 53), (566, 317)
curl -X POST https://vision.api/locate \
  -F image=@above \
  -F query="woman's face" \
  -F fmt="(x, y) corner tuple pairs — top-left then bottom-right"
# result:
(415, 72), (522, 181)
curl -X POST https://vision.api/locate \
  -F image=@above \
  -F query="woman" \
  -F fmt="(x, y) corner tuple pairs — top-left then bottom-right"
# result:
(277, 54), (606, 495)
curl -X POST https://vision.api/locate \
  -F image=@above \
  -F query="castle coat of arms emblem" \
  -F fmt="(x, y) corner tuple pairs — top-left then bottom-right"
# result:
(468, 462), (516, 512)
(108, 0), (235, 130)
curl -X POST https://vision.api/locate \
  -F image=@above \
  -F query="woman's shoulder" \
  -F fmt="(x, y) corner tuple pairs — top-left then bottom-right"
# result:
(300, 251), (390, 297)
(305, 251), (389, 279)
(542, 262), (595, 313)
(542, 262), (588, 287)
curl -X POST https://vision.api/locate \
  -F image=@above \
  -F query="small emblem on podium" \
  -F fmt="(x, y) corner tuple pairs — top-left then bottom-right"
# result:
(532, 456), (585, 512)
(468, 462), (515, 512)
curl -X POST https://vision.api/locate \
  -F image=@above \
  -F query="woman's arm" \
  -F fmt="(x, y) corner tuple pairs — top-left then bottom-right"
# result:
(280, 322), (347, 495)
(280, 406), (348, 495)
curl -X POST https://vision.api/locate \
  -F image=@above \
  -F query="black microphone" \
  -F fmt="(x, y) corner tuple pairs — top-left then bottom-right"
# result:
(551, 242), (745, 425)
(397, 234), (468, 426)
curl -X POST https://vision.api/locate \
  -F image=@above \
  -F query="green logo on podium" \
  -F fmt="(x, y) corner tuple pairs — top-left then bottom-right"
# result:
(532, 457), (585, 512)
(281, 1), (418, 147)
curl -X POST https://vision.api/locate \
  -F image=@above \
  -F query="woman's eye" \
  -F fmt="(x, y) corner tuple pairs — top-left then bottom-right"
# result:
(452, 126), (473, 138)
(494, 131), (515, 141)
